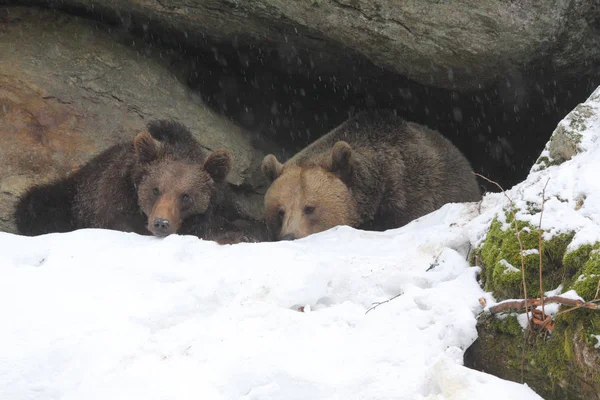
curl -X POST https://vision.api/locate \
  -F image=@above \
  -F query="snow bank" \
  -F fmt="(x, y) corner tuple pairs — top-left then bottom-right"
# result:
(0, 202), (541, 399)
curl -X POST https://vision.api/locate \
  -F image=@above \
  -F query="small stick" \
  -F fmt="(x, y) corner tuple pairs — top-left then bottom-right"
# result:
(538, 178), (550, 319)
(551, 298), (600, 318)
(365, 293), (403, 314)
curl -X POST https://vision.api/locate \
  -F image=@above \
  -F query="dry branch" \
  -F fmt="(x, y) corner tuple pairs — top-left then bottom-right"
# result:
(538, 178), (550, 319)
(365, 292), (403, 314)
(489, 296), (599, 314)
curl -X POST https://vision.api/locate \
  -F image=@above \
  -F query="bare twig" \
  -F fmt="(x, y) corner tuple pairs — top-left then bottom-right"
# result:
(595, 277), (600, 300)
(552, 298), (600, 317)
(475, 173), (531, 329)
(465, 243), (473, 262)
(489, 296), (599, 314)
(535, 297), (600, 332)
(538, 178), (550, 319)
(365, 293), (403, 314)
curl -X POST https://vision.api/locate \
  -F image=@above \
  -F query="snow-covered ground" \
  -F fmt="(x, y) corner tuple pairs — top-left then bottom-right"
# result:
(0, 205), (541, 400)
(3, 86), (600, 400)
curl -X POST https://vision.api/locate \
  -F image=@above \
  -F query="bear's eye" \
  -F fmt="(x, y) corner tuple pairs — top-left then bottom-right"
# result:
(277, 209), (285, 221)
(182, 194), (192, 203)
(304, 206), (315, 215)
(153, 188), (160, 196)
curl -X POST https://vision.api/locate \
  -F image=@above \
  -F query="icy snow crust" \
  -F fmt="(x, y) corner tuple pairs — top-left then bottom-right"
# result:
(5, 85), (600, 399)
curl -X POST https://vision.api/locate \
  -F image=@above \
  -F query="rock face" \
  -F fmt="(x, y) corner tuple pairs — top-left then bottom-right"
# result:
(9, 0), (600, 91)
(0, 6), (269, 234)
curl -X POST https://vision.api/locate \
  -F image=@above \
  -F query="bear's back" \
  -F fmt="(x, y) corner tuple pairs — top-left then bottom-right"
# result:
(394, 121), (481, 212)
(285, 110), (480, 229)
(286, 111), (418, 167)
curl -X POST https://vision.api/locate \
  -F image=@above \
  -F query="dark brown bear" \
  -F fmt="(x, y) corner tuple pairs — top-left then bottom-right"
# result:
(14, 120), (241, 241)
(261, 111), (481, 240)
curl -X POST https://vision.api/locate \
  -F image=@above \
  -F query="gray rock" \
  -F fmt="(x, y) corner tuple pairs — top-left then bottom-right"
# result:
(542, 103), (594, 166)
(10, 0), (600, 90)
(0, 7), (268, 234)
(548, 125), (580, 164)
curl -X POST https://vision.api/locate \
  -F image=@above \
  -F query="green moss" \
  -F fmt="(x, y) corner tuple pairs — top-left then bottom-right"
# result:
(533, 155), (562, 170)
(476, 215), (574, 300)
(536, 155), (550, 165)
(555, 195), (568, 203)
(571, 250), (600, 301)
(534, 155), (551, 170)
(525, 201), (542, 214)
(561, 243), (600, 300)
(563, 244), (593, 274)
(468, 311), (600, 399)
(470, 217), (600, 398)
(568, 104), (593, 132)
(489, 314), (522, 336)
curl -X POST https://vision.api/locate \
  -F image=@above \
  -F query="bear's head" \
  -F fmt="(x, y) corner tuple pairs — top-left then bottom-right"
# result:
(262, 141), (360, 240)
(133, 131), (232, 237)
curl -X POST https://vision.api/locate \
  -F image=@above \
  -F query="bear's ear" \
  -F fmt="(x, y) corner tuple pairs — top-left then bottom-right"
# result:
(262, 154), (284, 182)
(204, 148), (232, 183)
(134, 131), (159, 164)
(328, 141), (353, 176)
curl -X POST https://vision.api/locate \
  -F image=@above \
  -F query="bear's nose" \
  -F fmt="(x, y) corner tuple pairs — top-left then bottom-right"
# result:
(153, 217), (171, 236)
(280, 233), (295, 241)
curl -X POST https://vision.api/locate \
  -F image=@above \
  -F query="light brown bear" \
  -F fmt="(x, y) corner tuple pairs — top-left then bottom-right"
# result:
(261, 111), (481, 240)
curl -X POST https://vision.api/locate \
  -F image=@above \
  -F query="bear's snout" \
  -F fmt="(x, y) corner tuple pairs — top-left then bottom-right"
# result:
(280, 233), (296, 241)
(147, 194), (181, 237)
(152, 217), (171, 236)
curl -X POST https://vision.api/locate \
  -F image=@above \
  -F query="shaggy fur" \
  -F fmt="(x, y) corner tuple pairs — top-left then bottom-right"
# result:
(262, 110), (481, 240)
(14, 120), (247, 242)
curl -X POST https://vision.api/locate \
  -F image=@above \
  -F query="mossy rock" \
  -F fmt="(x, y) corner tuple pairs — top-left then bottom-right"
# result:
(468, 212), (600, 399)
(465, 311), (600, 400)
(473, 215), (574, 300)
(535, 103), (592, 169)
(567, 246), (600, 301)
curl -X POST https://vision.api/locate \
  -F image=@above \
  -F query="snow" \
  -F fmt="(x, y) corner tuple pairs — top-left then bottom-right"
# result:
(5, 86), (600, 400)
(498, 259), (520, 274)
(521, 249), (539, 256)
(0, 204), (541, 400)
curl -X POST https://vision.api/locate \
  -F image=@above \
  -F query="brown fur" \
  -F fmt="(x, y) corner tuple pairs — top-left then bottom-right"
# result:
(262, 110), (481, 240)
(14, 120), (245, 241)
